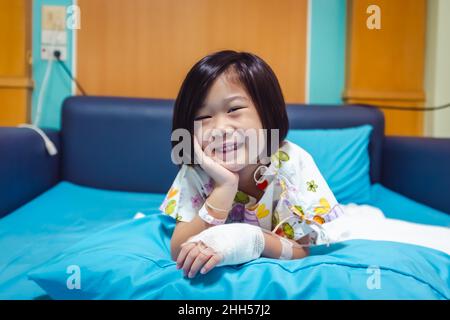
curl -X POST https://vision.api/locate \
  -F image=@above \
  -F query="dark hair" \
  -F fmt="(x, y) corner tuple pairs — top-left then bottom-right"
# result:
(172, 50), (289, 163)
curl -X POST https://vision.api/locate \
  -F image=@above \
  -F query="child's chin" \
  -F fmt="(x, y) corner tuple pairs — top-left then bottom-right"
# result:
(221, 162), (247, 172)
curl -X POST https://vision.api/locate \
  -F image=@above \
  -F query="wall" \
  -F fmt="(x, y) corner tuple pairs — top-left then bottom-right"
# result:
(344, 0), (427, 136)
(76, 0), (308, 104)
(307, 0), (347, 104)
(31, 0), (74, 129)
(424, 0), (450, 138)
(30, 0), (347, 129)
(31, 0), (446, 137)
(0, 0), (32, 126)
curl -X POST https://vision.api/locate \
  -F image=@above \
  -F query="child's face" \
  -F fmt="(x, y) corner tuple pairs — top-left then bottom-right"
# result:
(193, 72), (264, 172)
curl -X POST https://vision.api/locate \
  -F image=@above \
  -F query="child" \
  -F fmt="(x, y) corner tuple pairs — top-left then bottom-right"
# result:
(159, 50), (343, 278)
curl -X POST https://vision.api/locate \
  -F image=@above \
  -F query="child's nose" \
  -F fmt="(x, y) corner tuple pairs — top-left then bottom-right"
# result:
(212, 113), (235, 132)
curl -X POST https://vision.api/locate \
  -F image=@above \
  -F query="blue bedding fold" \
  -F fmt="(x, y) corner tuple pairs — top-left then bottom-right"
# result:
(28, 214), (450, 300)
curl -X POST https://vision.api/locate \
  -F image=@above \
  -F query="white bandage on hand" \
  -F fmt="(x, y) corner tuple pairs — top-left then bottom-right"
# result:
(186, 223), (265, 266)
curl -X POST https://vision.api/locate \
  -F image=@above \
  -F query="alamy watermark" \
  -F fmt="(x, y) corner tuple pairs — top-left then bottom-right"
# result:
(366, 4), (381, 30)
(66, 264), (81, 290)
(366, 265), (381, 290)
(66, 5), (81, 30)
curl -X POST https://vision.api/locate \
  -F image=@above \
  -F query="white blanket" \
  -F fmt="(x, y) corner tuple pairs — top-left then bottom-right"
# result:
(318, 204), (450, 255)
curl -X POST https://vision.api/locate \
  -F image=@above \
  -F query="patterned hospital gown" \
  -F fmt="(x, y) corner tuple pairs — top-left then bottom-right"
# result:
(159, 140), (344, 246)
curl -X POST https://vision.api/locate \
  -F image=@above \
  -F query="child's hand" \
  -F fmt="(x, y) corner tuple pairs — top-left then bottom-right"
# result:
(176, 240), (223, 278)
(179, 223), (265, 275)
(193, 134), (238, 187)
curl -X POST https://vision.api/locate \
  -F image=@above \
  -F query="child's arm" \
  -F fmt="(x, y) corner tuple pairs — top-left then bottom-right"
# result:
(261, 230), (310, 259)
(177, 226), (310, 279)
(170, 180), (237, 261)
(171, 134), (241, 261)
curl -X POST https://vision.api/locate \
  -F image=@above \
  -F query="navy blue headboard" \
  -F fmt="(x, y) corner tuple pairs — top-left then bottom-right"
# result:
(61, 96), (384, 193)
(62, 96), (178, 194)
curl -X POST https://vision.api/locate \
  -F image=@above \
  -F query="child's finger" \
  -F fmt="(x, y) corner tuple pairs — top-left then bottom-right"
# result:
(176, 242), (196, 269)
(193, 134), (220, 166)
(199, 253), (223, 275)
(187, 246), (215, 278)
(192, 135), (204, 164)
(181, 244), (201, 276)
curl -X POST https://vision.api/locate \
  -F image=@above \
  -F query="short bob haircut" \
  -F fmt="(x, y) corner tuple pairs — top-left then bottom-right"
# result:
(172, 50), (289, 164)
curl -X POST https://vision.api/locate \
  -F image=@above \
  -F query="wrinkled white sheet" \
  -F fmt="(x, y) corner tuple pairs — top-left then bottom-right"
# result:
(319, 203), (450, 255)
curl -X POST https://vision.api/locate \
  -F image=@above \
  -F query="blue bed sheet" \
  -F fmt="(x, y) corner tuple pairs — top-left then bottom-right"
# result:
(0, 182), (165, 299)
(0, 181), (449, 299)
(28, 214), (450, 300)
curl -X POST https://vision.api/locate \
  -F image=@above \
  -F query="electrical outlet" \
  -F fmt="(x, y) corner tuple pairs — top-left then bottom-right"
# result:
(41, 5), (67, 61)
(41, 46), (67, 60)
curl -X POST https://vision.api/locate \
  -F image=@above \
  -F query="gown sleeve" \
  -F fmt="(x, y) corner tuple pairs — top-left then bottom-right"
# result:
(268, 142), (345, 243)
(158, 164), (213, 223)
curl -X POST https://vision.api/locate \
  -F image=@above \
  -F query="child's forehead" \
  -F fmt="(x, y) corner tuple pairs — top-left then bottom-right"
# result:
(201, 73), (251, 109)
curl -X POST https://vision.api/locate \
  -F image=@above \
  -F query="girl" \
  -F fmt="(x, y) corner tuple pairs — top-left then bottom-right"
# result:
(159, 50), (343, 279)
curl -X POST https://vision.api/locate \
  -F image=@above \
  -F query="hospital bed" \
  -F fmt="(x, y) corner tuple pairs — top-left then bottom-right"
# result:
(0, 96), (449, 299)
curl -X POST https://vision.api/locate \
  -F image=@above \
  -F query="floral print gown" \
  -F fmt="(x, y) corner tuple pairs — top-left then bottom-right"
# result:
(159, 140), (344, 246)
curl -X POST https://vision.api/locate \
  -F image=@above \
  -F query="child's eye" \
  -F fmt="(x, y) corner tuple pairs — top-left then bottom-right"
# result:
(228, 106), (246, 113)
(194, 115), (212, 121)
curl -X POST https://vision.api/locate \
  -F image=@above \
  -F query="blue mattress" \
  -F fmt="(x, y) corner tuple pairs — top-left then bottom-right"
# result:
(368, 184), (450, 227)
(0, 181), (449, 299)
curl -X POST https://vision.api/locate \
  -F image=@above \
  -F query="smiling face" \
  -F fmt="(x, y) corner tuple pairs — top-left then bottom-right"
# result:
(172, 51), (289, 169)
(193, 69), (264, 172)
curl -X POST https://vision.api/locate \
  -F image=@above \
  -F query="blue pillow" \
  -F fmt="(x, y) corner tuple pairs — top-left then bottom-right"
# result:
(28, 213), (450, 300)
(287, 125), (373, 204)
